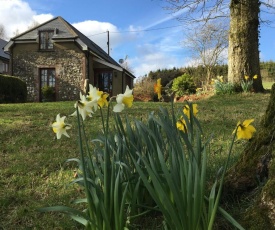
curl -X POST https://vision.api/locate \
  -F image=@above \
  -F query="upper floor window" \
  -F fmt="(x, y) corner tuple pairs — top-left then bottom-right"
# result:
(39, 30), (54, 50)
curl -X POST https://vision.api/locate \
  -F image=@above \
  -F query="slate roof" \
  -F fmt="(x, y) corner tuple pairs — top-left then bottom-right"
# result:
(11, 16), (134, 77)
(0, 38), (9, 60)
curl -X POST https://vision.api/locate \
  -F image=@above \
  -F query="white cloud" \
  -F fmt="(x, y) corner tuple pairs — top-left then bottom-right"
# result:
(33, 14), (53, 24)
(144, 8), (187, 30)
(72, 20), (123, 51)
(0, 0), (192, 79)
(132, 43), (186, 77)
(0, 0), (53, 39)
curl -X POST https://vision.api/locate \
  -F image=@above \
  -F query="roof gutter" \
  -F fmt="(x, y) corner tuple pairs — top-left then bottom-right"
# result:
(93, 57), (123, 71)
(4, 40), (14, 53)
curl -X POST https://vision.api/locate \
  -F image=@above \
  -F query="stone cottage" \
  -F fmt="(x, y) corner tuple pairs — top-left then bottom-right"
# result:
(4, 16), (135, 102)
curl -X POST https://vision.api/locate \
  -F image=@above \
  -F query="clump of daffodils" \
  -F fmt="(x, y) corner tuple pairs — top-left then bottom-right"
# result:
(175, 103), (256, 141)
(211, 75), (223, 85)
(51, 84), (133, 139)
(241, 74), (257, 93)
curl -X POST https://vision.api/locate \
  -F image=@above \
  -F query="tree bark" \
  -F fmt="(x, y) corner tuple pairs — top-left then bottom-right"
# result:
(228, 0), (264, 92)
(224, 84), (275, 227)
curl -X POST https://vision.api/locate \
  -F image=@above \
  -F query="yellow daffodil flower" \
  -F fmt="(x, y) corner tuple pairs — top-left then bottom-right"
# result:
(71, 92), (96, 120)
(233, 119), (256, 140)
(217, 76), (223, 82)
(113, 85), (134, 112)
(87, 84), (109, 108)
(154, 78), (162, 100)
(253, 75), (258, 79)
(211, 79), (215, 85)
(52, 114), (71, 139)
(176, 117), (187, 132)
(183, 104), (198, 119)
(97, 91), (109, 108)
(244, 75), (249, 80)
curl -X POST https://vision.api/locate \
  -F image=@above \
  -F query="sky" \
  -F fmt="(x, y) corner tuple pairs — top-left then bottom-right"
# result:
(1, 0), (275, 79)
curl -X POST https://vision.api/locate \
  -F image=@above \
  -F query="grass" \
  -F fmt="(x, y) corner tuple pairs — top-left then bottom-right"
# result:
(0, 92), (271, 229)
(262, 81), (275, 89)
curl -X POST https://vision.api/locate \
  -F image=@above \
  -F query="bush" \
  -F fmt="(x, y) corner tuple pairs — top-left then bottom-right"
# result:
(41, 85), (55, 102)
(133, 76), (155, 101)
(171, 73), (196, 97)
(0, 74), (27, 103)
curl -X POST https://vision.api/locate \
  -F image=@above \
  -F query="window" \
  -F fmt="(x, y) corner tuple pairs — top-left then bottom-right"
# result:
(95, 71), (113, 95)
(0, 62), (8, 74)
(3, 63), (8, 73)
(40, 68), (55, 87)
(40, 68), (56, 101)
(39, 30), (54, 50)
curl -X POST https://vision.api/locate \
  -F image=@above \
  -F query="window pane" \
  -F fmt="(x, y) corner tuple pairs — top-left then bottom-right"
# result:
(47, 32), (54, 49)
(40, 32), (46, 49)
(97, 72), (112, 94)
(40, 31), (54, 50)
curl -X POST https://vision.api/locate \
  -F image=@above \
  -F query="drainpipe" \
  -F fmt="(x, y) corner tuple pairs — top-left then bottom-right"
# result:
(122, 70), (124, 93)
(85, 51), (89, 94)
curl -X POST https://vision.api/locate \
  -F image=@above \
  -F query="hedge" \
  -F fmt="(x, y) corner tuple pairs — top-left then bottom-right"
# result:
(0, 74), (27, 103)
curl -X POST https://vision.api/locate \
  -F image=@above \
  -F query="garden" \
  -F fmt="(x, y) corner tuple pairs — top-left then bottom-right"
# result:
(0, 76), (274, 229)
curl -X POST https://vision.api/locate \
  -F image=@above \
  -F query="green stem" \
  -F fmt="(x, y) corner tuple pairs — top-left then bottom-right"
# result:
(76, 107), (93, 223)
(208, 127), (238, 230)
(103, 98), (113, 230)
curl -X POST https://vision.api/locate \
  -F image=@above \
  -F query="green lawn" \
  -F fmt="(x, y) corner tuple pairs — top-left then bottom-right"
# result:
(263, 81), (275, 89)
(0, 92), (271, 229)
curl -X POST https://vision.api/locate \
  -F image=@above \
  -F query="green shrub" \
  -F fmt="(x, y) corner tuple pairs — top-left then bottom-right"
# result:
(171, 73), (196, 97)
(41, 85), (55, 102)
(0, 74), (27, 103)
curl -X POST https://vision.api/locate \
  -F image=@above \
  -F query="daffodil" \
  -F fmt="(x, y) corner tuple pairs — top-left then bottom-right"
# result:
(97, 91), (109, 108)
(244, 75), (249, 80)
(87, 84), (101, 111)
(253, 75), (258, 79)
(176, 117), (187, 132)
(71, 92), (97, 120)
(211, 79), (215, 85)
(233, 119), (256, 140)
(113, 85), (134, 112)
(183, 104), (198, 119)
(154, 78), (162, 100)
(52, 114), (71, 139)
(87, 84), (98, 100)
(217, 76), (223, 82)
(87, 84), (109, 109)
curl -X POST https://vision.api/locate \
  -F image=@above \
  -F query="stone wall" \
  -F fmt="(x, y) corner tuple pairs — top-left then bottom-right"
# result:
(12, 45), (85, 102)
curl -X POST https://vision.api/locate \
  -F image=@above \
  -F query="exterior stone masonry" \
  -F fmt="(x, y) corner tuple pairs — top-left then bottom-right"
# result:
(13, 49), (85, 102)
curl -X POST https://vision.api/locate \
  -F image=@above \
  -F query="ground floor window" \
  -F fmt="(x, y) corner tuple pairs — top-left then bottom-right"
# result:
(95, 71), (113, 96)
(0, 62), (8, 74)
(125, 75), (133, 89)
(40, 68), (56, 101)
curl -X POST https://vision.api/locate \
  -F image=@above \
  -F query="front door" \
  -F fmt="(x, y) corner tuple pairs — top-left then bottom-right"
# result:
(40, 68), (56, 101)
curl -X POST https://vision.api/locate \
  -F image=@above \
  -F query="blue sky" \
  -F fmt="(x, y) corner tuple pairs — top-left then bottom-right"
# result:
(1, 0), (275, 78)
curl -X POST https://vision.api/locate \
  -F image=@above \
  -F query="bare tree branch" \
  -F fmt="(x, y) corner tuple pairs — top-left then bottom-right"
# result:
(0, 24), (6, 40)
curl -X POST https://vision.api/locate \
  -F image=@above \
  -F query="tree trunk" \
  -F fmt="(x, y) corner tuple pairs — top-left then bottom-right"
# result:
(228, 0), (264, 92)
(224, 84), (275, 228)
